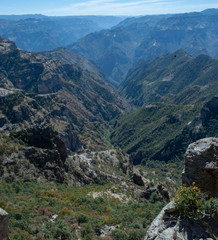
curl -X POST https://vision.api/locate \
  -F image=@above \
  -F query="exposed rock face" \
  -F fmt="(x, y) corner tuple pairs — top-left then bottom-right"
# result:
(182, 137), (218, 197)
(0, 208), (9, 240)
(145, 138), (218, 240)
(65, 149), (131, 186)
(144, 201), (218, 240)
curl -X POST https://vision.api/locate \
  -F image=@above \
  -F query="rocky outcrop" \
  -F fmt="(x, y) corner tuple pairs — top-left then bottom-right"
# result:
(65, 149), (131, 186)
(144, 201), (218, 240)
(0, 208), (9, 240)
(182, 137), (218, 197)
(145, 138), (218, 240)
(133, 173), (145, 186)
(140, 184), (169, 202)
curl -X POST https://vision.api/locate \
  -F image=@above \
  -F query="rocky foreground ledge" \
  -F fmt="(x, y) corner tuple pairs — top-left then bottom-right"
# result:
(145, 138), (218, 240)
(0, 208), (8, 240)
(144, 201), (218, 240)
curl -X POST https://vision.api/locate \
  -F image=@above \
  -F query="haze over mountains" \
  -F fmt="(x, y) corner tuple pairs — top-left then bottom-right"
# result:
(0, 9), (217, 87)
(70, 9), (218, 86)
(0, 15), (125, 52)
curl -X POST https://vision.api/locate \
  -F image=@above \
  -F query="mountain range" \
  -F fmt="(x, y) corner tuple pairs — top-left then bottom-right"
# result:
(70, 9), (218, 86)
(0, 8), (218, 238)
(111, 50), (218, 164)
(0, 15), (125, 52)
(120, 49), (218, 106)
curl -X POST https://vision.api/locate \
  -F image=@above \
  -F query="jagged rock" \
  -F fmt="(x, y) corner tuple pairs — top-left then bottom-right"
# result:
(0, 88), (13, 96)
(144, 201), (218, 240)
(0, 208), (9, 240)
(133, 173), (145, 186)
(157, 184), (170, 201)
(141, 188), (157, 200)
(182, 137), (218, 197)
(140, 184), (169, 201)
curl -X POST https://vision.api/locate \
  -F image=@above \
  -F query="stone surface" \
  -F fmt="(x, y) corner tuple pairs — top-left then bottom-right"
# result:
(100, 225), (117, 239)
(144, 201), (218, 240)
(65, 149), (131, 186)
(182, 137), (218, 197)
(145, 138), (218, 240)
(0, 208), (9, 240)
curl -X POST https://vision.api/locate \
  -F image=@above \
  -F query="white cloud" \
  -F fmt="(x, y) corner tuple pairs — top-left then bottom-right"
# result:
(42, 0), (218, 16)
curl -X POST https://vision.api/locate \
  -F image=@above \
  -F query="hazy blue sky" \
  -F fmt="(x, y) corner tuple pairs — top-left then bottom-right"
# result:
(1, 0), (218, 16)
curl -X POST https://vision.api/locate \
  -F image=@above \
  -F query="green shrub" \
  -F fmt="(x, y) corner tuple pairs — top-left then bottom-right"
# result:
(175, 184), (203, 219)
(149, 191), (159, 203)
(174, 184), (218, 219)
(128, 229), (145, 240)
(10, 228), (31, 240)
(81, 223), (94, 238)
(203, 197), (218, 217)
(54, 219), (72, 239)
(111, 229), (128, 240)
(42, 219), (72, 239)
(76, 213), (89, 224)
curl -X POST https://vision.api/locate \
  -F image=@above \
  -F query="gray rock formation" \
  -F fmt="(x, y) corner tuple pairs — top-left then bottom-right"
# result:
(182, 137), (218, 197)
(144, 201), (218, 240)
(145, 138), (218, 240)
(65, 149), (131, 185)
(0, 208), (9, 240)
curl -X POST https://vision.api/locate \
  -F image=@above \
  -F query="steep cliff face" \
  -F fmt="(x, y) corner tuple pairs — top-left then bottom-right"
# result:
(144, 138), (218, 240)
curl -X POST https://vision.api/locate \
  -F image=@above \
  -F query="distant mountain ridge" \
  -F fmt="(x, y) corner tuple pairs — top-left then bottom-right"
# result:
(69, 9), (218, 86)
(120, 50), (218, 106)
(0, 15), (125, 52)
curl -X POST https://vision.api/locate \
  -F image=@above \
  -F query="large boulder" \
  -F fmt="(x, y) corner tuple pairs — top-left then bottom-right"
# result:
(0, 208), (9, 240)
(182, 137), (218, 197)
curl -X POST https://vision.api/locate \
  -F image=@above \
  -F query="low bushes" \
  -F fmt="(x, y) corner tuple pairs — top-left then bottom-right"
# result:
(174, 184), (218, 219)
